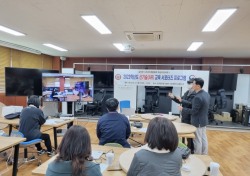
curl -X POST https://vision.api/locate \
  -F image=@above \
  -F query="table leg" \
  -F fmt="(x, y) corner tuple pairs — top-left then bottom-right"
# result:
(8, 124), (13, 136)
(53, 127), (57, 149)
(12, 144), (20, 176)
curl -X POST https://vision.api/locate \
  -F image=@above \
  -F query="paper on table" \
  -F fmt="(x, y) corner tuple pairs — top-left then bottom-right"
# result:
(100, 163), (108, 173)
(92, 150), (104, 160)
(45, 119), (64, 125)
(138, 128), (147, 133)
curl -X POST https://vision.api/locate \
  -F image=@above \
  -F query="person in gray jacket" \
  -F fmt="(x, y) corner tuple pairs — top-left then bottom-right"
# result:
(46, 125), (101, 176)
(127, 117), (182, 176)
(178, 78), (210, 155)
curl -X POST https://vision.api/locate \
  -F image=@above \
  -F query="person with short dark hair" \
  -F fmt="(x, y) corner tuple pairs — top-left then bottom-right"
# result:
(19, 95), (53, 156)
(178, 77), (210, 155)
(46, 125), (101, 176)
(96, 98), (131, 148)
(127, 117), (182, 176)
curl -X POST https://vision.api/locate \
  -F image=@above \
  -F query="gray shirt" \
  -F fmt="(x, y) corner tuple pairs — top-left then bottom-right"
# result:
(46, 160), (101, 176)
(127, 148), (182, 176)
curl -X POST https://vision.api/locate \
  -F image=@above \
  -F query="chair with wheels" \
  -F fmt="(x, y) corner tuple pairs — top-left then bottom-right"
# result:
(10, 131), (42, 167)
(85, 89), (106, 116)
(143, 88), (160, 113)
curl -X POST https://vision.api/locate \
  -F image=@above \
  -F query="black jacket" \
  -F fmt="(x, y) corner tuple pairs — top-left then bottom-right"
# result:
(19, 106), (46, 141)
(172, 90), (196, 124)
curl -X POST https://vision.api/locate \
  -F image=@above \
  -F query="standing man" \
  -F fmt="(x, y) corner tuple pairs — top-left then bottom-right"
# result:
(169, 79), (196, 152)
(178, 78), (210, 155)
(96, 98), (131, 148)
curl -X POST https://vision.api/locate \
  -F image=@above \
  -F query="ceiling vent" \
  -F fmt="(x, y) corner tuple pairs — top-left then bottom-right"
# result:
(125, 31), (162, 41)
(0, 40), (41, 55)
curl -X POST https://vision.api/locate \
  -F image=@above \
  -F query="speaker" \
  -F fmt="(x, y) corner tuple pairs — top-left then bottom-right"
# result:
(60, 56), (66, 61)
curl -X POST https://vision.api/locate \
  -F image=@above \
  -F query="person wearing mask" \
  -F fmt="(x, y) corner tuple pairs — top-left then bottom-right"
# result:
(96, 98), (131, 148)
(127, 117), (182, 176)
(19, 95), (54, 156)
(178, 78), (210, 155)
(168, 78), (196, 152)
(46, 125), (101, 176)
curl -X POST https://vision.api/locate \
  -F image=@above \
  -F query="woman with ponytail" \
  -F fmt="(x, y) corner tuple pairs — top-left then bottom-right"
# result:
(46, 125), (101, 176)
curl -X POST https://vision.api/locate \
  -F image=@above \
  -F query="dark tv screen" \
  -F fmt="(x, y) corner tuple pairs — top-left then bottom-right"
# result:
(5, 67), (58, 96)
(209, 73), (238, 91)
(91, 71), (114, 88)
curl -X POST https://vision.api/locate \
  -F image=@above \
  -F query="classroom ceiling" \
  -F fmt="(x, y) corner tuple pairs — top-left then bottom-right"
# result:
(0, 0), (250, 58)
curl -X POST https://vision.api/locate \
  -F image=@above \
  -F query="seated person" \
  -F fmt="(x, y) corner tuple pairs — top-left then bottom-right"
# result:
(46, 125), (101, 176)
(127, 117), (182, 176)
(19, 95), (54, 156)
(96, 98), (131, 148)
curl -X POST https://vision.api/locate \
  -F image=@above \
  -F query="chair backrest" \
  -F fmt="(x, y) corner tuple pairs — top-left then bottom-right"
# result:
(104, 143), (123, 148)
(120, 100), (130, 113)
(94, 89), (106, 103)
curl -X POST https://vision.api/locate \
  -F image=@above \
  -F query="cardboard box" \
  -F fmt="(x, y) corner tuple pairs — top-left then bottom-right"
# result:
(214, 113), (232, 122)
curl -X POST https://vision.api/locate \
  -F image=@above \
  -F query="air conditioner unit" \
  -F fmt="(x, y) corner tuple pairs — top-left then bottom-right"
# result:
(125, 31), (163, 41)
(0, 40), (41, 55)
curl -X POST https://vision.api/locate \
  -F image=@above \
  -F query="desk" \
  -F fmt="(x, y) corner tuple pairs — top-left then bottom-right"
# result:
(0, 136), (26, 176)
(130, 113), (178, 122)
(131, 121), (196, 139)
(0, 118), (74, 149)
(119, 147), (223, 176)
(32, 144), (128, 176)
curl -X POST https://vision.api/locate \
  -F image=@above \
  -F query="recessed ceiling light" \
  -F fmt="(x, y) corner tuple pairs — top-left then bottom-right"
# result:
(43, 44), (68, 52)
(187, 42), (203, 51)
(0, 25), (25, 36)
(202, 8), (237, 32)
(81, 15), (111, 34)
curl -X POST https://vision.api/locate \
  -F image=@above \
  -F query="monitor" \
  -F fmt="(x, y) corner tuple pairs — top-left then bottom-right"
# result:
(42, 73), (94, 102)
(5, 67), (58, 96)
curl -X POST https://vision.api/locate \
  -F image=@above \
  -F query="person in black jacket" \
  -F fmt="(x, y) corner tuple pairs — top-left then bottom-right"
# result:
(168, 79), (196, 152)
(19, 95), (54, 156)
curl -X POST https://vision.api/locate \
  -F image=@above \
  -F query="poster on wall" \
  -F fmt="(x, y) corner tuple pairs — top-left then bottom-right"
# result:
(114, 69), (209, 91)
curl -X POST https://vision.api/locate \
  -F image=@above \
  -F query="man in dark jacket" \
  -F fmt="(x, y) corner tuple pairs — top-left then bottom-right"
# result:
(96, 98), (131, 148)
(169, 79), (196, 152)
(178, 78), (210, 155)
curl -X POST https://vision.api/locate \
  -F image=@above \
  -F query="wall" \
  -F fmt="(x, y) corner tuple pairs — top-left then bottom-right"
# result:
(0, 46), (60, 106)
(234, 74), (250, 106)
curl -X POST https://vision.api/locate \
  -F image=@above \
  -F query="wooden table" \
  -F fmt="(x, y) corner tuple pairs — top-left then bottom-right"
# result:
(131, 121), (196, 139)
(0, 118), (74, 149)
(129, 113), (178, 122)
(0, 136), (26, 176)
(32, 144), (128, 176)
(119, 147), (223, 176)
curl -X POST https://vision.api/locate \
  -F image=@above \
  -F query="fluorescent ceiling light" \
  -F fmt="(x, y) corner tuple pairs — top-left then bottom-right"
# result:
(81, 15), (111, 34)
(187, 42), (203, 51)
(202, 8), (237, 32)
(113, 43), (125, 51)
(43, 44), (68, 52)
(0, 25), (25, 36)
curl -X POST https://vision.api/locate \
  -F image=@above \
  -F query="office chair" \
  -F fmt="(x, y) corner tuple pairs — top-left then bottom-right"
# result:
(86, 89), (106, 116)
(104, 143), (123, 148)
(209, 89), (227, 125)
(143, 88), (159, 113)
(120, 100), (130, 113)
(9, 131), (42, 166)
